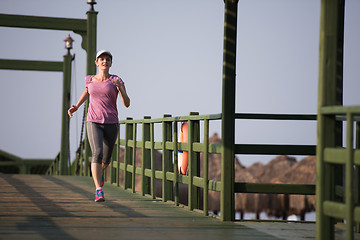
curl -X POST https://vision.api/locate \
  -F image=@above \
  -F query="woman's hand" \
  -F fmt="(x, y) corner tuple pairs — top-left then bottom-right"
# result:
(68, 105), (78, 118)
(112, 76), (124, 88)
(112, 76), (130, 108)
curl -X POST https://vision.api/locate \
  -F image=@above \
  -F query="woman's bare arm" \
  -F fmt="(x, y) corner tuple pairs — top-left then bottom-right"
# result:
(68, 88), (89, 118)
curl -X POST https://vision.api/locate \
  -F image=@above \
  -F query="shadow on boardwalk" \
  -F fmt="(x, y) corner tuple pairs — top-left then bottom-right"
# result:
(0, 174), (321, 240)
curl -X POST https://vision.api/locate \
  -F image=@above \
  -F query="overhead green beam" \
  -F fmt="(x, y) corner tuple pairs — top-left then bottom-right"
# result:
(0, 14), (87, 32)
(0, 59), (63, 72)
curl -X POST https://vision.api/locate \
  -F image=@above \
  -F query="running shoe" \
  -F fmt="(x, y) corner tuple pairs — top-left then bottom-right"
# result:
(100, 172), (105, 187)
(95, 189), (105, 202)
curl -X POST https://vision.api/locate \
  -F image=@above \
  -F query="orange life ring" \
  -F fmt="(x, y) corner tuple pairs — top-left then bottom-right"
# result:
(178, 122), (188, 175)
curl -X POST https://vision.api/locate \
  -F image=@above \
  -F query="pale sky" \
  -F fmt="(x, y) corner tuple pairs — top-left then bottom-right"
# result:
(0, 0), (359, 167)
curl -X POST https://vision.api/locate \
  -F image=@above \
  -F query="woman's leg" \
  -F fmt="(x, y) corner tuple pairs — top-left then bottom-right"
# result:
(91, 163), (103, 189)
(87, 122), (104, 189)
(102, 163), (108, 172)
(101, 123), (119, 172)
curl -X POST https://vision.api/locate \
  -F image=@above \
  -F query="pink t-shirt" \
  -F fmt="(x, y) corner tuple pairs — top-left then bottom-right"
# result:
(85, 74), (123, 124)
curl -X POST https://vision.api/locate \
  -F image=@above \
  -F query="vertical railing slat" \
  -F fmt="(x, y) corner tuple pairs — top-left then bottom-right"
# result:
(124, 118), (133, 190)
(132, 123), (137, 193)
(188, 117), (194, 210)
(116, 126), (120, 187)
(345, 113), (354, 240)
(356, 121), (360, 232)
(173, 121), (179, 206)
(142, 116), (151, 196)
(162, 114), (173, 202)
(188, 112), (200, 210)
(203, 119), (209, 216)
(150, 122), (156, 199)
(109, 142), (113, 184)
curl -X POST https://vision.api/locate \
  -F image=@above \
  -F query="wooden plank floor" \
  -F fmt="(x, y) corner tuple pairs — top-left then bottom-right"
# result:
(0, 173), (354, 240)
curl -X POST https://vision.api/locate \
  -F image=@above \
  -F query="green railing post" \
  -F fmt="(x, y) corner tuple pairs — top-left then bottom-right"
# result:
(221, 0), (238, 221)
(356, 122), (360, 232)
(124, 118), (133, 190)
(162, 114), (173, 202)
(19, 163), (26, 174)
(316, 0), (345, 239)
(110, 126), (119, 185)
(203, 119), (210, 216)
(116, 126), (120, 187)
(188, 112), (200, 210)
(109, 149), (113, 184)
(142, 116), (151, 196)
(60, 53), (72, 175)
(131, 123), (137, 193)
(345, 113), (354, 240)
(84, 5), (98, 177)
(80, 143), (84, 176)
(173, 121), (179, 206)
(150, 122), (156, 199)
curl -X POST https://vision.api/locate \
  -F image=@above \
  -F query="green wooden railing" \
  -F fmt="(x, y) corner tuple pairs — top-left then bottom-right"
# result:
(0, 149), (53, 174)
(234, 113), (317, 196)
(111, 112), (221, 215)
(61, 112), (317, 219)
(317, 106), (360, 240)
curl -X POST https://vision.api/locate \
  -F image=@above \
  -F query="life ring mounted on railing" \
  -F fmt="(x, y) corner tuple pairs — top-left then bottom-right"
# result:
(178, 122), (189, 175)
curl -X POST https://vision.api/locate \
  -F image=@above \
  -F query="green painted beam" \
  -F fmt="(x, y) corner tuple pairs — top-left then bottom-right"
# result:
(22, 159), (54, 166)
(235, 113), (317, 121)
(321, 105), (360, 115)
(0, 162), (20, 167)
(323, 201), (346, 220)
(0, 14), (87, 32)
(324, 148), (346, 164)
(235, 183), (316, 195)
(235, 144), (316, 155)
(0, 59), (63, 72)
(0, 149), (23, 162)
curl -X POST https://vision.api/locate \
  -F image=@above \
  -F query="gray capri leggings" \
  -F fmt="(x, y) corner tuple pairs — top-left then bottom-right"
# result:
(87, 122), (119, 165)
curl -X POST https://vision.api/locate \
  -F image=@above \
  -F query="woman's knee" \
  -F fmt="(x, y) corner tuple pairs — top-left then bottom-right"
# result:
(103, 158), (111, 166)
(91, 148), (103, 164)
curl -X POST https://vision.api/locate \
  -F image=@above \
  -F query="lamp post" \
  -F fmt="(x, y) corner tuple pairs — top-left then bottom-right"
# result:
(60, 34), (74, 175)
(64, 34), (74, 55)
(87, 0), (97, 12)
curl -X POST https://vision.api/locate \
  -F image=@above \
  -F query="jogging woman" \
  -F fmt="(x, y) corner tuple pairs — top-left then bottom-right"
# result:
(68, 50), (130, 202)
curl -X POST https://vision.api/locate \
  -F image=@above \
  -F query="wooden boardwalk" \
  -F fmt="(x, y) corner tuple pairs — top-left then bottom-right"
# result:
(0, 173), (353, 240)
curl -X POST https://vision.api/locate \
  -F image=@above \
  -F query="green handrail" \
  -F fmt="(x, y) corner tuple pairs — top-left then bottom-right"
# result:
(317, 106), (360, 240)
(66, 111), (320, 220)
(115, 112), (221, 217)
